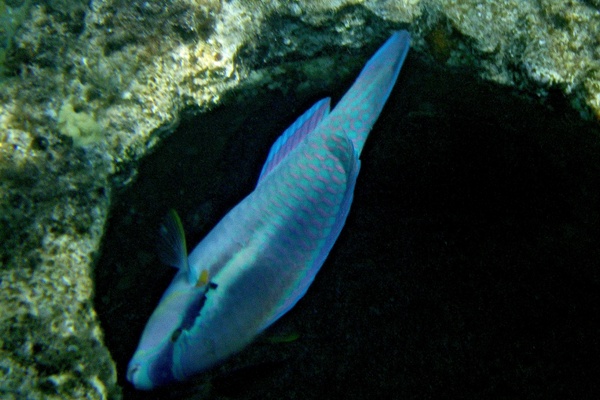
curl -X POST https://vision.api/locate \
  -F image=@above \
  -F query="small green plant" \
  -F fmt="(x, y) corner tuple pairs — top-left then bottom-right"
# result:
(57, 101), (103, 146)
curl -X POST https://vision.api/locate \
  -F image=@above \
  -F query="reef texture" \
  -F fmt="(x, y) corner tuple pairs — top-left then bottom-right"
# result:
(0, 0), (598, 398)
(431, 0), (600, 119)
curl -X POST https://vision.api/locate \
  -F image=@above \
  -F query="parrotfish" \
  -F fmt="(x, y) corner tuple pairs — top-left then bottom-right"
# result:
(127, 30), (411, 390)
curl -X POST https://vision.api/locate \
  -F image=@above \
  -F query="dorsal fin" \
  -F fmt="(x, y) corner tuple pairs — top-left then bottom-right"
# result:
(257, 98), (331, 184)
(157, 209), (193, 282)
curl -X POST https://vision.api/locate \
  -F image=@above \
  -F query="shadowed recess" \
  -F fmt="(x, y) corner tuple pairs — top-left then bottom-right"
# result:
(95, 53), (600, 399)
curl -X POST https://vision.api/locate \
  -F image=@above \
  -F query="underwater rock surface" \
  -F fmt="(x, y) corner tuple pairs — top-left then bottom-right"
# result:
(0, 0), (599, 398)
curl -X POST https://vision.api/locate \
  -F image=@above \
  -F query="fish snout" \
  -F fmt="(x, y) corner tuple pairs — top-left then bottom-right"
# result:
(126, 360), (154, 390)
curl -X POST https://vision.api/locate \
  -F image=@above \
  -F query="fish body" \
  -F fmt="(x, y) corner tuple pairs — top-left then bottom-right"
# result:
(127, 30), (411, 390)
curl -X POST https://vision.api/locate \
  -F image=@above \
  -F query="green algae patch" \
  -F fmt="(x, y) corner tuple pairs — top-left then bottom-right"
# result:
(57, 102), (103, 146)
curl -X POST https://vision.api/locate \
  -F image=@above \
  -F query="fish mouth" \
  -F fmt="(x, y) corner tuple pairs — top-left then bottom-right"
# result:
(126, 361), (154, 390)
(126, 362), (139, 383)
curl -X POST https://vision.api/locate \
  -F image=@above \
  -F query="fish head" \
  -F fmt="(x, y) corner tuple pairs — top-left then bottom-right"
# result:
(126, 306), (179, 390)
(127, 272), (200, 389)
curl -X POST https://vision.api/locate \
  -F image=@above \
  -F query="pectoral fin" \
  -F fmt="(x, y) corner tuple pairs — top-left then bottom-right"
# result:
(156, 209), (194, 282)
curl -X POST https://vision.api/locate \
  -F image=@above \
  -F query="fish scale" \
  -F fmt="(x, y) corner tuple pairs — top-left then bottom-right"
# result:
(169, 129), (357, 378)
(127, 30), (411, 390)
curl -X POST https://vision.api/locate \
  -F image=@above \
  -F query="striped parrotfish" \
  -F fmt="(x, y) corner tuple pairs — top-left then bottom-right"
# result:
(127, 30), (411, 390)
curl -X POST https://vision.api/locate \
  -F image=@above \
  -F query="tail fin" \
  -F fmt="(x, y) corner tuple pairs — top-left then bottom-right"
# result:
(327, 31), (410, 155)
